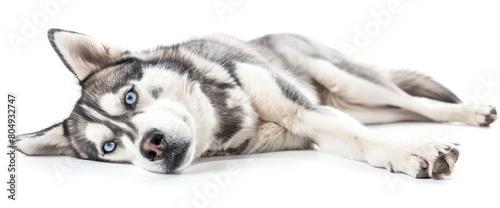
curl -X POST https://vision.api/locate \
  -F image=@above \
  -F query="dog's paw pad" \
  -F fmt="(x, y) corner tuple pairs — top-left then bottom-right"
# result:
(463, 105), (497, 127)
(390, 143), (459, 179)
(415, 159), (429, 178)
(480, 106), (497, 127)
(431, 148), (459, 179)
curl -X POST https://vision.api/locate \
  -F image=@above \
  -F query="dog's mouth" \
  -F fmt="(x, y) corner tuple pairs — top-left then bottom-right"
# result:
(161, 140), (190, 173)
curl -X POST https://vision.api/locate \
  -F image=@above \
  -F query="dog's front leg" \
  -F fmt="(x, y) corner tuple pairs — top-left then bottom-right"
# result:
(235, 64), (459, 179)
(291, 106), (460, 179)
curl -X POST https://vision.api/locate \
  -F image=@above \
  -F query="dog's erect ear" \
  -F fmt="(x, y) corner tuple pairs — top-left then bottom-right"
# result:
(48, 28), (122, 81)
(14, 123), (76, 157)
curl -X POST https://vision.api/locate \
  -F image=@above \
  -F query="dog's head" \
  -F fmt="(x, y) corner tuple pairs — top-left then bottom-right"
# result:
(15, 29), (203, 173)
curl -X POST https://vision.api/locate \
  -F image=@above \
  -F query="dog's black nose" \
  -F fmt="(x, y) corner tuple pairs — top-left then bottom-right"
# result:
(141, 130), (167, 161)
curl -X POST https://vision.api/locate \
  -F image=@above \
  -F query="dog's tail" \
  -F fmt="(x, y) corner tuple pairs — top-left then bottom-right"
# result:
(388, 69), (461, 103)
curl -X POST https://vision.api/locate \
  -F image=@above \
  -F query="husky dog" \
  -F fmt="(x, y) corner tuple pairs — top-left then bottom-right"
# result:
(15, 29), (497, 179)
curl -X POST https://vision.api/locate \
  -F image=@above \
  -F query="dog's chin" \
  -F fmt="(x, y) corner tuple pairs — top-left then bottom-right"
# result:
(162, 155), (186, 174)
(161, 141), (192, 174)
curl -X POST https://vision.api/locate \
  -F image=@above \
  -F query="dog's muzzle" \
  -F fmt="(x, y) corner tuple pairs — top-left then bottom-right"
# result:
(140, 129), (191, 173)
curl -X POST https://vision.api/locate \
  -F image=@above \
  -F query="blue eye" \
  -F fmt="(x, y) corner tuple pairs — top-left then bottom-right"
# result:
(125, 90), (137, 106)
(103, 141), (116, 153)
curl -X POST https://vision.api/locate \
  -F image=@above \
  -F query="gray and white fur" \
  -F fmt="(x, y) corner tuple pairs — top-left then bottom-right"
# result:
(15, 29), (497, 179)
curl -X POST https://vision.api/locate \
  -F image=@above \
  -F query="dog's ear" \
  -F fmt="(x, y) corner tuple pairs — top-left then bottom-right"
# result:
(48, 28), (122, 81)
(14, 123), (76, 157)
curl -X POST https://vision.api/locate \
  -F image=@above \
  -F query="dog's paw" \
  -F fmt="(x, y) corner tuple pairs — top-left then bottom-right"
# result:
(388, 142), (459, 179)
(459, 105), (497, 127)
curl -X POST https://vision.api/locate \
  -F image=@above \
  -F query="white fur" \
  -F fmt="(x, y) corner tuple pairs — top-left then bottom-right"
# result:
(84, 123), (113, 145)
(233, 61), (460, 178)
(99, 93), (124, 116)
(17, 30), (496, 178)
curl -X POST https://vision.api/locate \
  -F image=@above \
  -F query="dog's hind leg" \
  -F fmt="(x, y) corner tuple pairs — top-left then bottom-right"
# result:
(385, 70), (498, 126)
(314, 68), (498, 126)
(256, 33), (497, 126)
(343, 107), (431, 124)
(315, 81), (432, 124)
(310, 56), (497, 126)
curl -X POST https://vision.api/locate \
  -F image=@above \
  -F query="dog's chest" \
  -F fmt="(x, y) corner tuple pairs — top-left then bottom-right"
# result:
(200, 84), (259, 156)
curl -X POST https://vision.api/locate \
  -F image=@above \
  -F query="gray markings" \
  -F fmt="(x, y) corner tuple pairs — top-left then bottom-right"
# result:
(272, 73), (315, 110)
(149, 87), (163, 99)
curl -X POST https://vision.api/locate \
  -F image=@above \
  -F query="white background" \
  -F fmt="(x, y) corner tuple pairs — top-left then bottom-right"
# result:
(1, 0), (500, 207)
